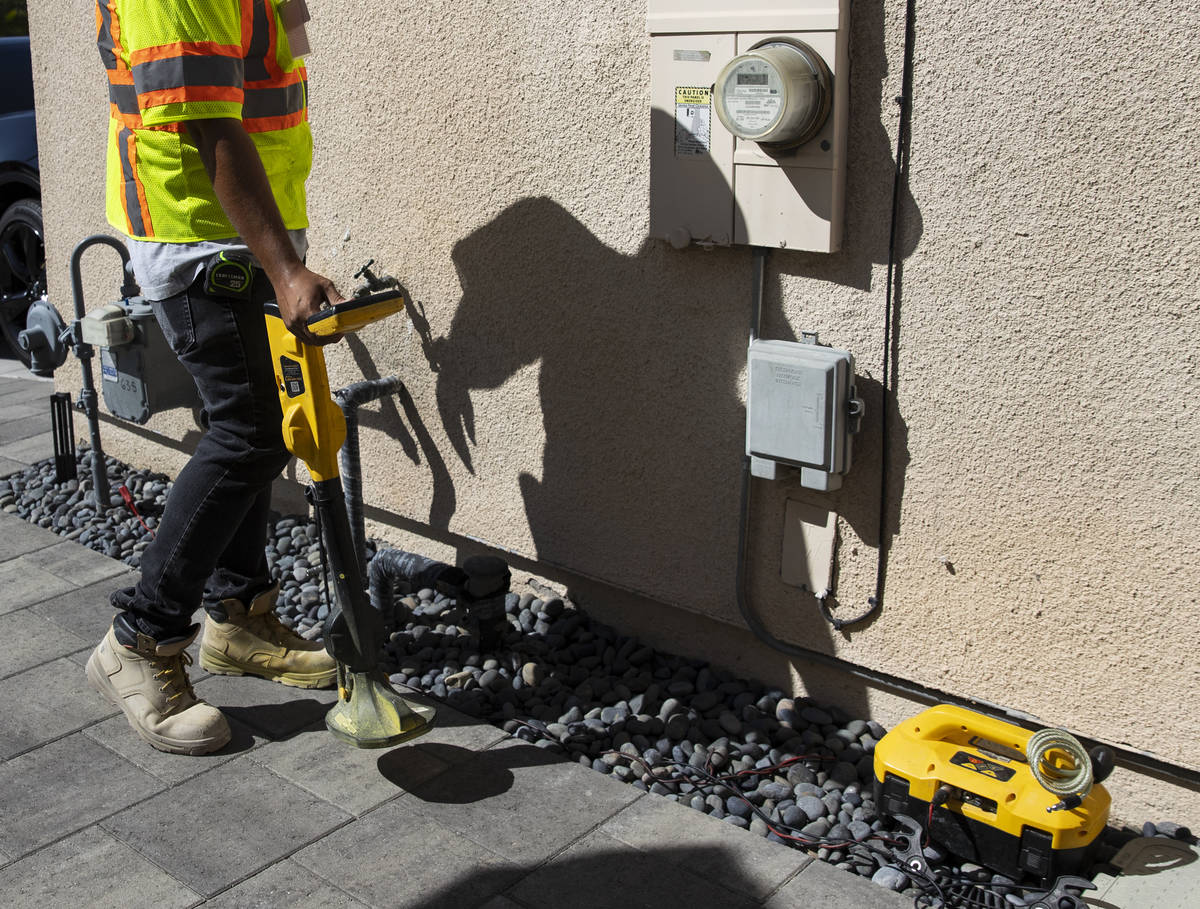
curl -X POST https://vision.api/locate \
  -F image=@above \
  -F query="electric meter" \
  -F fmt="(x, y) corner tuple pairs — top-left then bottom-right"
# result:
(714, 37), (832, 149)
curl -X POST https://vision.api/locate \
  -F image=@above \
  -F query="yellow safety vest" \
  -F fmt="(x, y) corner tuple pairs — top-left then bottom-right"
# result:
(96, 0), (312, 242)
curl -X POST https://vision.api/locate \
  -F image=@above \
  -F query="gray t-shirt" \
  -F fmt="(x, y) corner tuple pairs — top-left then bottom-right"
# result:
(126, 230), (308, 301)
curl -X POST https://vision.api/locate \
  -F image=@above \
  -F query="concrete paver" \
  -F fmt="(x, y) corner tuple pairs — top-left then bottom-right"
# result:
(1089, 836), (1200, 909)
(599, 784), (813, 901)
(199, 858), (369, 909)
(507, 830), (762, 909)
(100, 755), (353, 898)
(0, 607), (90, 679)
(0, 556), (77, 614)
(28, 571), (139, 640)
(0, 733), (164, 859)
(0, 453), (30, 475)
(478, 897), (525, 909)
(0, 512), (59, 561)
(248, 720), (452, 817)
(22, 538), (133, 586)
(0, 431), (56, 465)
(400, 737), (642, 865)
(0, 400), (48, 421)
(0, 657), (119, 759)
(83, 712), (263, 786)
(0, 415), (53, 444)
(765, 855), (912, 908)
(0, 825), (200, 909)
(292, 799), (524, 909)
(194, 671), (340, 740)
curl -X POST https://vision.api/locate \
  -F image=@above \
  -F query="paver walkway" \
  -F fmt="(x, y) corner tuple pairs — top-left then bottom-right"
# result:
(0, 361), (913, 908)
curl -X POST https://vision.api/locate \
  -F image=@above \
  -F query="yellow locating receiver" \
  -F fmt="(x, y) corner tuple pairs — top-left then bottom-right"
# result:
(263, 291), (405, 482)
(264, 309), (345, 482)
(305, 289), (405, 338)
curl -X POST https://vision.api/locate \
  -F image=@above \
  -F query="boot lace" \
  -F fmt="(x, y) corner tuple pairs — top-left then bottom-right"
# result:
(150, 651), (198, 709)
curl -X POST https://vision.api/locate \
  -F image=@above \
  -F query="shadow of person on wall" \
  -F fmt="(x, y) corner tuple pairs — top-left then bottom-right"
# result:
(430, 190), (874, 717)
(435, 190), (766, 617)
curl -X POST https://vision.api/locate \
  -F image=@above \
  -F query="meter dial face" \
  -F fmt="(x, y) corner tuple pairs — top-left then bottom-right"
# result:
(714, 39), (832, 149)
(721, 59), (785, 135)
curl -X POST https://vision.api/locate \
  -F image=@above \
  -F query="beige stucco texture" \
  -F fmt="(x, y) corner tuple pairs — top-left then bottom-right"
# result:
(29, 0), (1199, 821)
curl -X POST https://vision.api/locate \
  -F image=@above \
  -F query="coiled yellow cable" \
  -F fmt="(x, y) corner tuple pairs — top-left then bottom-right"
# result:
(1027, 728), (1093, 809)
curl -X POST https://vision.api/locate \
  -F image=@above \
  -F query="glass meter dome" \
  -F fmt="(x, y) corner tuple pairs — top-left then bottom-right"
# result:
(714, 38), (832, 150)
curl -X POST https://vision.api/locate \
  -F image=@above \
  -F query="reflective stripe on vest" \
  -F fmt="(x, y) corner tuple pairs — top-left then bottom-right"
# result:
(115, 126), (151, 238)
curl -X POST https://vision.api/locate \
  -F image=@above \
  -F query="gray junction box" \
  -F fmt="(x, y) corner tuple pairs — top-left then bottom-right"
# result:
(85, 299), (200, 425)
(746, 335), (862, 490)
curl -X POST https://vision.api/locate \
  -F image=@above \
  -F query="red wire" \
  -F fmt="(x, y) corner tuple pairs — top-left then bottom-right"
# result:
(118, 485), (155, 538)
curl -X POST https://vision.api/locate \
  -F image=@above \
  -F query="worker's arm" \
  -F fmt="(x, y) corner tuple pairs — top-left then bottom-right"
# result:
(187, 117), (341, 346)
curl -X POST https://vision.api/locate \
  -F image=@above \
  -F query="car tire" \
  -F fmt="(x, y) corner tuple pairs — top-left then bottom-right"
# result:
(0, 197), (47, 369)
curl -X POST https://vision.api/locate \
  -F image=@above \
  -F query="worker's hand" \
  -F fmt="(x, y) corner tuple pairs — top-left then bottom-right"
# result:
(275, 265), (345, 346)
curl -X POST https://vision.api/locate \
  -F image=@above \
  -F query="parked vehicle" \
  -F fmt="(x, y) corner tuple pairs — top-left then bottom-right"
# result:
(0, 35), (43, 368)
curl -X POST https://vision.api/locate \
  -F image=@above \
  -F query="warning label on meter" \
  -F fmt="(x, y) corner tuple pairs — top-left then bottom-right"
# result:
(674, 86), (711, 156)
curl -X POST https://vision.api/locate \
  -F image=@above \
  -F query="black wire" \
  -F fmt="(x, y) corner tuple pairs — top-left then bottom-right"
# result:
(871, 0), (920, 624)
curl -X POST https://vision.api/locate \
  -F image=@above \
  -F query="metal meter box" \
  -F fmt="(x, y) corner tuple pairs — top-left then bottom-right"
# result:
(88, 299), (200, 425)
(746, 335), (862, 490)
(648, 0), (850, 251)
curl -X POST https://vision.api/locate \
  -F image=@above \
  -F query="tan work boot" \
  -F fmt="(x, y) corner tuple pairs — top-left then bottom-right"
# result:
(199, 585), (337, 689)
(86, 622), (231, 755)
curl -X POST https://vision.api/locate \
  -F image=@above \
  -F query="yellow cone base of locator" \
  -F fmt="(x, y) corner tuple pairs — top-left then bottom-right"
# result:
(325, 668), (437, 749)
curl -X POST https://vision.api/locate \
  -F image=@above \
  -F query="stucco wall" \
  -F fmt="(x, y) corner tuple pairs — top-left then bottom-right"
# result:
(29, 0), (1200, 822)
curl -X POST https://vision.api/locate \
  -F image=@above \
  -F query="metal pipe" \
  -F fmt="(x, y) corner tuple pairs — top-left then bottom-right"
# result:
(68, 235), (137, 510)
(750, 245), (766, 343)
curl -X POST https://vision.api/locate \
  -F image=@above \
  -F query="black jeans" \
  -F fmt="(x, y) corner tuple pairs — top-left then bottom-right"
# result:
(111, 271), (290, 641)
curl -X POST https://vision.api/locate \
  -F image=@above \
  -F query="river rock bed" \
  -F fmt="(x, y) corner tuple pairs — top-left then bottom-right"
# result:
(3, 450), (1191, 907)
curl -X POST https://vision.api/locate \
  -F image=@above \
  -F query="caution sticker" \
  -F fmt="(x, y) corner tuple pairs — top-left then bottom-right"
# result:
(674, 86), (711, 156)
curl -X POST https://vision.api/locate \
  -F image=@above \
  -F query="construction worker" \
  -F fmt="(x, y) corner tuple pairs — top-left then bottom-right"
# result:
(85, 0), (340, 754)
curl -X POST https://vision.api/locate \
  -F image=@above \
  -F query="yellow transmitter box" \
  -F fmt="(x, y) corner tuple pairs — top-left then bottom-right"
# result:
(873, 705), (1110, 883)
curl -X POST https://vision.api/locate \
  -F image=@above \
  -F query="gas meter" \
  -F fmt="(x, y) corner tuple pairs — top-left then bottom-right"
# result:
(80, 297), (199, 425)
(648, 0), (849, 251)
(714, 38), (832, 149)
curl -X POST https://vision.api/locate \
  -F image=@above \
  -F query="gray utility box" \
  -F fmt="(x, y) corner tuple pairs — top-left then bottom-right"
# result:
(84, 299), (199, 425)
(746, 334), (863, 490)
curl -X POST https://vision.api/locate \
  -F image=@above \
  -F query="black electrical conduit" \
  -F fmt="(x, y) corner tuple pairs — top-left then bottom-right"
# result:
(334, 376), (405, 580)
(733, 0), (1200, 791)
